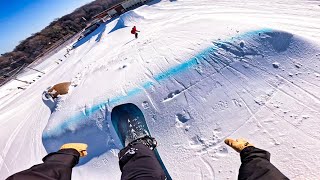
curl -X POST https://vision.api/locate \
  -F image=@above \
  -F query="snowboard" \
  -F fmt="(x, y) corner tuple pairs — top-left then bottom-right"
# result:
(111, 103), (171, 180)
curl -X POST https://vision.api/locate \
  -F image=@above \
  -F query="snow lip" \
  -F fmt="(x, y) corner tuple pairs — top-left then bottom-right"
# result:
(43, 28), (274, 138)
(43, 27), (315, 168)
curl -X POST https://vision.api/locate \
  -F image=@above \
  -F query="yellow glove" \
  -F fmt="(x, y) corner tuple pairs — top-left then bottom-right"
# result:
(60, 143), (88, 157)
(224, 138), (254, 153)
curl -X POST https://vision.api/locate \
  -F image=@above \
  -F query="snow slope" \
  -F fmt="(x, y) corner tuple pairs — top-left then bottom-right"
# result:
(1, 0), (320, 179)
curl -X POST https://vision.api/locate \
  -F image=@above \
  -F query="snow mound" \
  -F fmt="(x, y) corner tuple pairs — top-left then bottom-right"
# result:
(42, 28), (320, 178)
(109, 11), (145, 33)
(2, 1), (320, 179)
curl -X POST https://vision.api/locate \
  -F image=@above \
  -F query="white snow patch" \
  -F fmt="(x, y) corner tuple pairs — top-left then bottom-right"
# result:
(1, 0), (320, 179)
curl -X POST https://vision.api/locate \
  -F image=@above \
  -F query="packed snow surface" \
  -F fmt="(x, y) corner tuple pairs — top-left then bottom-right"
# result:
(1, 0), (320, 179)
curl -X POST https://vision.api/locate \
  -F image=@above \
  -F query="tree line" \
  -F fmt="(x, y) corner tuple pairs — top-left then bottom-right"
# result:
(0, 0), (121, 84)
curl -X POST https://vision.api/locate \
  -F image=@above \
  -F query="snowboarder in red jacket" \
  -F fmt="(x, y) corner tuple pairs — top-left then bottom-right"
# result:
(131, 26), (140, 39)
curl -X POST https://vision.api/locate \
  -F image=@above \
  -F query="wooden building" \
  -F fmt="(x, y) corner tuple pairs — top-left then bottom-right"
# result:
(92, 0), (149, 21)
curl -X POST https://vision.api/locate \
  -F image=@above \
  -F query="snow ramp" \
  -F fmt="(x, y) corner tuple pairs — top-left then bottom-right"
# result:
(109, 11), (145, 33)
(42, 29), (320, 179)
(2, 0), (320, 179)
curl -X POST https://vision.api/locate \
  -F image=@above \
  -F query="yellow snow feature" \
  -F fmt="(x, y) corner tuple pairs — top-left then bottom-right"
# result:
(48, 82), (71, 98)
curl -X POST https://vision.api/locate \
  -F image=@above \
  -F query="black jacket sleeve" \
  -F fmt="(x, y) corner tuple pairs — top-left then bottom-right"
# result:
(6, 149), (80, 180)
(239, 146), (289, 180)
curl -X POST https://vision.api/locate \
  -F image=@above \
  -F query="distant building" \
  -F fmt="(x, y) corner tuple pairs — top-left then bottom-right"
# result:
(122, 0), (148, 10)
(92, 0), (149, 21)
(78, 0), (149, 41)
(78, 21), (103, 41)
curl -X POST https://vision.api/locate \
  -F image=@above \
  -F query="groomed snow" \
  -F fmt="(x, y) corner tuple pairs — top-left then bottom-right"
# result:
(1, 0), (320, 179)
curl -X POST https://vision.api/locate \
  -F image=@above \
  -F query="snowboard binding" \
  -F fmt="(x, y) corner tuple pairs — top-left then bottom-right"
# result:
(127, 135), (158, 151)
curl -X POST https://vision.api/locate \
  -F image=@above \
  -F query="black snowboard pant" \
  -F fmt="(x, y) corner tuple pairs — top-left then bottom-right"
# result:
(118, 143), (166, 180)
(6, 145), (288, 180)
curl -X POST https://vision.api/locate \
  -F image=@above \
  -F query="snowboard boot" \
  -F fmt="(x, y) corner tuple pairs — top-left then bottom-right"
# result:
(118, 136), (160, 174)
(118, 135), (158, 167)
(118, 135), (158, 169)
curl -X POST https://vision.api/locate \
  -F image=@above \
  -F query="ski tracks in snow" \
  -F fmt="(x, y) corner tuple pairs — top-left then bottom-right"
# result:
(151, 28), (320, 178)
(5, 1), (320, 179)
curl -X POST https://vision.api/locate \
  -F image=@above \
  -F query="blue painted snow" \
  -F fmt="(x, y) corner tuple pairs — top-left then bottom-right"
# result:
(43, 28), (273, 138)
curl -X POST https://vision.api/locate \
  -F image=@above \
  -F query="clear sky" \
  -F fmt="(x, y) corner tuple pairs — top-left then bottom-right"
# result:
(0, 0), (94, 54)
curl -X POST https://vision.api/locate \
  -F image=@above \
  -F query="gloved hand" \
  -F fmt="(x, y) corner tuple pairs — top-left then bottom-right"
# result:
(224, 138), (254, 153)
(60, 143), (88, 157)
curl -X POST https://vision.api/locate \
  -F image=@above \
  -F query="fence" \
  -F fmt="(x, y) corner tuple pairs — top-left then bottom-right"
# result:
(0, 32), (81, 87)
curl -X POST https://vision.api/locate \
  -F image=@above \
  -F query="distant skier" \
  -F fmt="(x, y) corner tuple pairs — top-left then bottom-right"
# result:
(131, 26), (140, 39)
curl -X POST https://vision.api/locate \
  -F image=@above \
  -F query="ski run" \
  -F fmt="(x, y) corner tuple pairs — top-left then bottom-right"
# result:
(1, 0), (320, 179)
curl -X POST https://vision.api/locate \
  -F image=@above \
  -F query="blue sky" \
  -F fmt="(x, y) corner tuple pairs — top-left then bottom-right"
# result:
(0, 0), (94, 54)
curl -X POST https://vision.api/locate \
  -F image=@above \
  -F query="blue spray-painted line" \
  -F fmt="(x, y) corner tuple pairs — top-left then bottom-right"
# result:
(43, 28), (273, 138)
